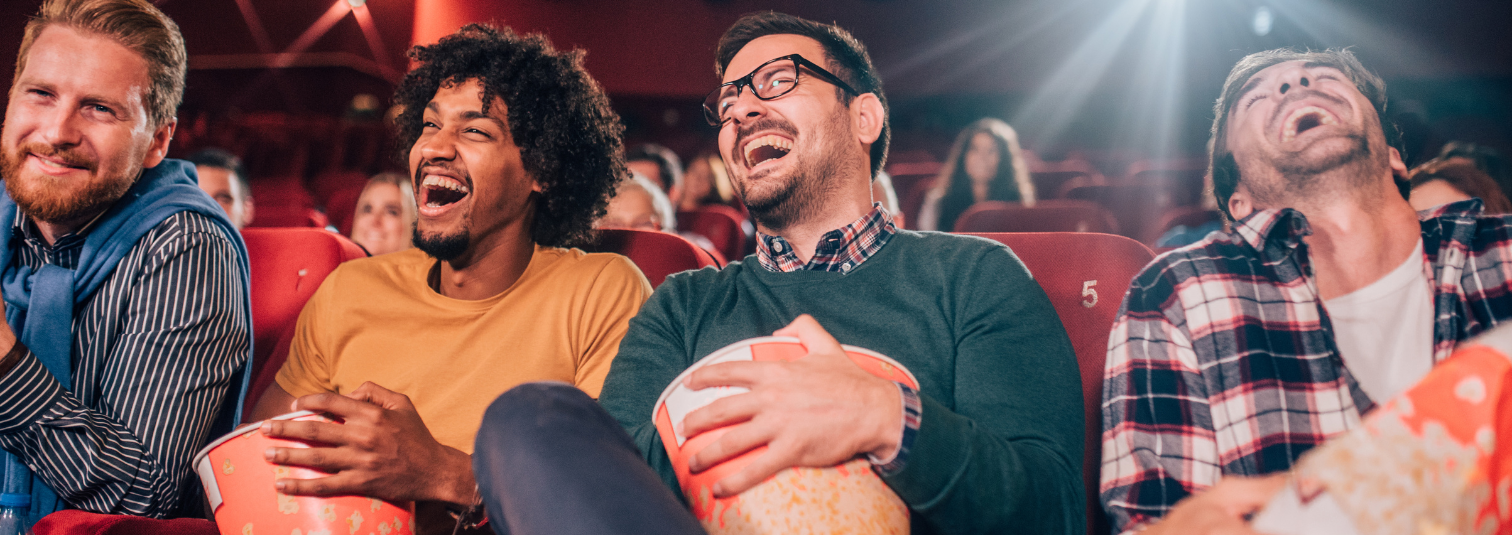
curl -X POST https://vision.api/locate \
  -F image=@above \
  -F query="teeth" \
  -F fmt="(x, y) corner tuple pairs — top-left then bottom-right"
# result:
(38, 157), (66, 169)
(1281, 106), (1339, 143)
(421, 175), (469, 193)
(743, 135), (793, 164)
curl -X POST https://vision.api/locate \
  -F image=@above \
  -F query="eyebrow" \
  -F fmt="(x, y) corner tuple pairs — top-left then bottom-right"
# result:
(424, 101), (507, 129)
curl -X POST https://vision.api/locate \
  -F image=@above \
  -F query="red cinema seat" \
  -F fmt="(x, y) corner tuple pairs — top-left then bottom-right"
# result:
(34, 510), (217, 535)
(953, 200), (1119, 234)
(323, 185), (366, 236)
(580, 229), (720, 288)
(1145, 206), (1223, 246)
(248, 178), (328, 228)
(961, 232), (1155, 535)
(1066, 184), (1187, 243)
(677, 205), (749, 261)
(241, 228), (368, 414)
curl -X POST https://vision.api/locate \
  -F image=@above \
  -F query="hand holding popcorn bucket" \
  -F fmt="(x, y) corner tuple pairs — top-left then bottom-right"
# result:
(653, 336), (914, 535)
(192, 411), (415, 535)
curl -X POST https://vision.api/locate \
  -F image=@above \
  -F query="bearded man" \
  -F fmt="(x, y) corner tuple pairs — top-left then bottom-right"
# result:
(469, 11), (1086, 535)
(1100, 48), (1512, 535)
(0, 0), (252, 528)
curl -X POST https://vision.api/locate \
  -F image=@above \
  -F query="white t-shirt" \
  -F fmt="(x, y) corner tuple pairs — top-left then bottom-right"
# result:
(1322, 239), (1435, 402)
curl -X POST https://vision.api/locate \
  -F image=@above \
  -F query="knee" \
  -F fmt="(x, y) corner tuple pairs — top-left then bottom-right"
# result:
(477, 382), (595, 447)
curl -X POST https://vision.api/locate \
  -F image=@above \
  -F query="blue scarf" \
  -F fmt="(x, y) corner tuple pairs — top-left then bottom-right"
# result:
(0, 159), (253, 526)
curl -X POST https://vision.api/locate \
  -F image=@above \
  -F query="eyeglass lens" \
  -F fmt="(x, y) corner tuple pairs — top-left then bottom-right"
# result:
(705, 58), (799, 124)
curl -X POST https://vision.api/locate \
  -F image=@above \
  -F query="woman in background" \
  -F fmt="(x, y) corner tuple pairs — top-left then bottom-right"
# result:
(916, 118), (1035, 231)
(349, 172), (417, 255)
(679, 151), (737, 212)
(1408, 158), (1512, 214)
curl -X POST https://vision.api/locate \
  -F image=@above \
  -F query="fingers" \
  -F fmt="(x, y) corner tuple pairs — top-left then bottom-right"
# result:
(264, 445), (352, 472)
(347, 382), (415, 411)
(274, 472), (366, 497)
(685, 360), (770, 390)
(688, 419), (773, 474)
(293, 391), (382, 420)
(773, 314), (844, 357)
(1208, 475), (1288, 516)
(261, 419), (350, 446)
(711, 449), (792, 498)
(681, 392), (762, 439)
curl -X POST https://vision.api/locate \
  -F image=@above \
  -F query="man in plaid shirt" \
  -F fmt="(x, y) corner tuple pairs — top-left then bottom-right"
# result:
(1101, 48), (1512, 534)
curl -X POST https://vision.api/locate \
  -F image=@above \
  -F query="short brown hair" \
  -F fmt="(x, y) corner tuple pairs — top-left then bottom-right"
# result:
(14, 0), (187, 127)
(1410, 159), (1512, 215)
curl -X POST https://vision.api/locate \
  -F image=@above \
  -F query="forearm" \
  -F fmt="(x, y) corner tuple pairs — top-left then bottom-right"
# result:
(0, 351), (177, 516)
(881, 394), (1083, 534)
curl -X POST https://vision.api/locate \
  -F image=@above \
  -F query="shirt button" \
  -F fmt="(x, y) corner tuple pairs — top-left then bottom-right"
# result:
(841, 262), (852, 273)
(772, 242), (783, 253)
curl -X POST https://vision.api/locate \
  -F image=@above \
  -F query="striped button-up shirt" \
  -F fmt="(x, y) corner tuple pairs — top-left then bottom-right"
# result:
(1100, 199), (1512, 533)
(0, 211), (249, 517)
(753, 203), (920, 474)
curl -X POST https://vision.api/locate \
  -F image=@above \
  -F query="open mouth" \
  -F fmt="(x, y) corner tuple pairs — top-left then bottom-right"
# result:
(1281, 106), (1339, 143)
(30, 153), (91, 173)
(743, 134), (793, 167)
(420, 174), (470, 209)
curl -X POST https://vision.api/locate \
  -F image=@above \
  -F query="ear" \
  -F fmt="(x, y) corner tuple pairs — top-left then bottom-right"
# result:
(1387, 146), (1408, 182)
(849, 93), (885, 145)
(141, 118), (176, 168)
(1228, 184), (1255, 221)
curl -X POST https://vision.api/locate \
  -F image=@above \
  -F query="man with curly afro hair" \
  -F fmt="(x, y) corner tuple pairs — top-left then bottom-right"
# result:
(250, 24), (652, 534)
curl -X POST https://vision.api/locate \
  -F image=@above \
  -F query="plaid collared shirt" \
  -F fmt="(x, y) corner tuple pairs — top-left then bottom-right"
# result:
(756, 203), (896, 273)
(1100, 199), (1512, 534)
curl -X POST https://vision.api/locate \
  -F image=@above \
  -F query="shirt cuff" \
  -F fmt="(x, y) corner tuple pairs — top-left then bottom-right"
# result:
(0, 347), (66, 433)
(869, 382), (921, 476)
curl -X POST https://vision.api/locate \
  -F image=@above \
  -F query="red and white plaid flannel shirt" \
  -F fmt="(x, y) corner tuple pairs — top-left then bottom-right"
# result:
(1101, 199), (1512, 534)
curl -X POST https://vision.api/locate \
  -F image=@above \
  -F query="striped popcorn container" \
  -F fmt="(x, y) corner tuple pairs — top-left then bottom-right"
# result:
(653, 336), (915, 535)
(192, 411), (415, 535)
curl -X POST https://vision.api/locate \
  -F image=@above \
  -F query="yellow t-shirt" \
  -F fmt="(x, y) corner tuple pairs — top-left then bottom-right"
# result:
(275, 245), (651, 454)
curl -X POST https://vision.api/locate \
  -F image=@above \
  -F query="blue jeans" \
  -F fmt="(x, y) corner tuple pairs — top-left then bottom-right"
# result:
(473, 382), (706, 535)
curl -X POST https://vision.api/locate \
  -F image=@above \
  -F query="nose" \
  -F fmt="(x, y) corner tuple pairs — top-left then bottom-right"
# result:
(722, 85), (768, 126)
(37, 105), (84, 148)
(417, 127), (457, 162)
(1274, 64), (1313, 96)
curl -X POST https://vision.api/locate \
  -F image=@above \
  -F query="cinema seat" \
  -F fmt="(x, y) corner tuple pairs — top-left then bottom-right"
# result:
(581, 229), (720, 288)
(33, 510), (217, 535)
(677, 205), (750, 261)
(961, 231), (1155, 535)
(323, 185), (366, 236)
(953, 200), (1119, 234)
(241, 228), (368, 414)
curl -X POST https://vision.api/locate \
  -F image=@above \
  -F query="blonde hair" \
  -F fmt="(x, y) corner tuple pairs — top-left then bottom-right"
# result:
(360, 172), (418, 225)
(15, 0), (186, 127)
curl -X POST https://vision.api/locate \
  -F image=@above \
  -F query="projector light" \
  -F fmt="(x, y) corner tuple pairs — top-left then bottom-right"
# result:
(1252, 6), (1273, 36)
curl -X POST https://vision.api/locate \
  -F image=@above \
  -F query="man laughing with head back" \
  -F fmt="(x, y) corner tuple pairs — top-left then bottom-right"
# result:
(250, 25), (650, 534)
(1102, 48), (1512, 535)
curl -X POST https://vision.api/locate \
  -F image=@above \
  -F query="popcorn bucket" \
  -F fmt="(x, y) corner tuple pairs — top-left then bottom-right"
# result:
(192, 411), (415, 535)
(653, 336), (915, 534)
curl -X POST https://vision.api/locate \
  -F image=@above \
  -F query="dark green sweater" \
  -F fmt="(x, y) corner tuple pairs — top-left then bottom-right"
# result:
(598, 230), (1085, 535)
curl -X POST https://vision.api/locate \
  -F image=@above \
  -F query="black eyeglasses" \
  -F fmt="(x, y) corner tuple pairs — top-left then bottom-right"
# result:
(702, 54), (860, 126)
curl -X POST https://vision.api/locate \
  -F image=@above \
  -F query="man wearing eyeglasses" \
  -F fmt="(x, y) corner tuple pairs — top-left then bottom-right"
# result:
(470, 12), (1085, 535)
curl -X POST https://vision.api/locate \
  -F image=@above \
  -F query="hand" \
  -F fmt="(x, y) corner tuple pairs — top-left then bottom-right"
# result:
(260, 381), (475, 506)
(681, 314), (903, 497)
(1143, 475), (1288, 535)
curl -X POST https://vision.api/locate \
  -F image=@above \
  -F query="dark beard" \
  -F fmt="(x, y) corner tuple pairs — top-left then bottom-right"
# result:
(1, 141), (134, 224)
(740, 114), (851, 231)
(1274, 132), (1374, 192)
(413, 225), (469, 261)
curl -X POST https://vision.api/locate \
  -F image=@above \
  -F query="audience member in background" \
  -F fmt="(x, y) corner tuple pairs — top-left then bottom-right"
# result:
(0, 0), (251, 526)
(1409, 159), (1512, 214)
(187, 147), (254, 229)
(250, 24), (650, 534)
(871, 170), (905, 228)
(915, 117), (1035, 231)
(1436, 141), (1510, 200)
(625, 143), (684, 206)
(597, 172), (675, 232)
(473, 12), (1085, 534)
(1102, 48), (1512, 535)
(678, 150), (737, 211)
(349, 171), (417, 255)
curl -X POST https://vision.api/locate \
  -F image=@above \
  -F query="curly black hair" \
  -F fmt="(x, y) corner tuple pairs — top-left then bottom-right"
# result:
(392, 23), (625, 247)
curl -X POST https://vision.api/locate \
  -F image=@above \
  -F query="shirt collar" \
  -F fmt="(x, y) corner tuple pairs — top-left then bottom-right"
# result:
(1230, 207), (1312, 264)
(756, 203), (897, 273)
(13, 207), (109, 247)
